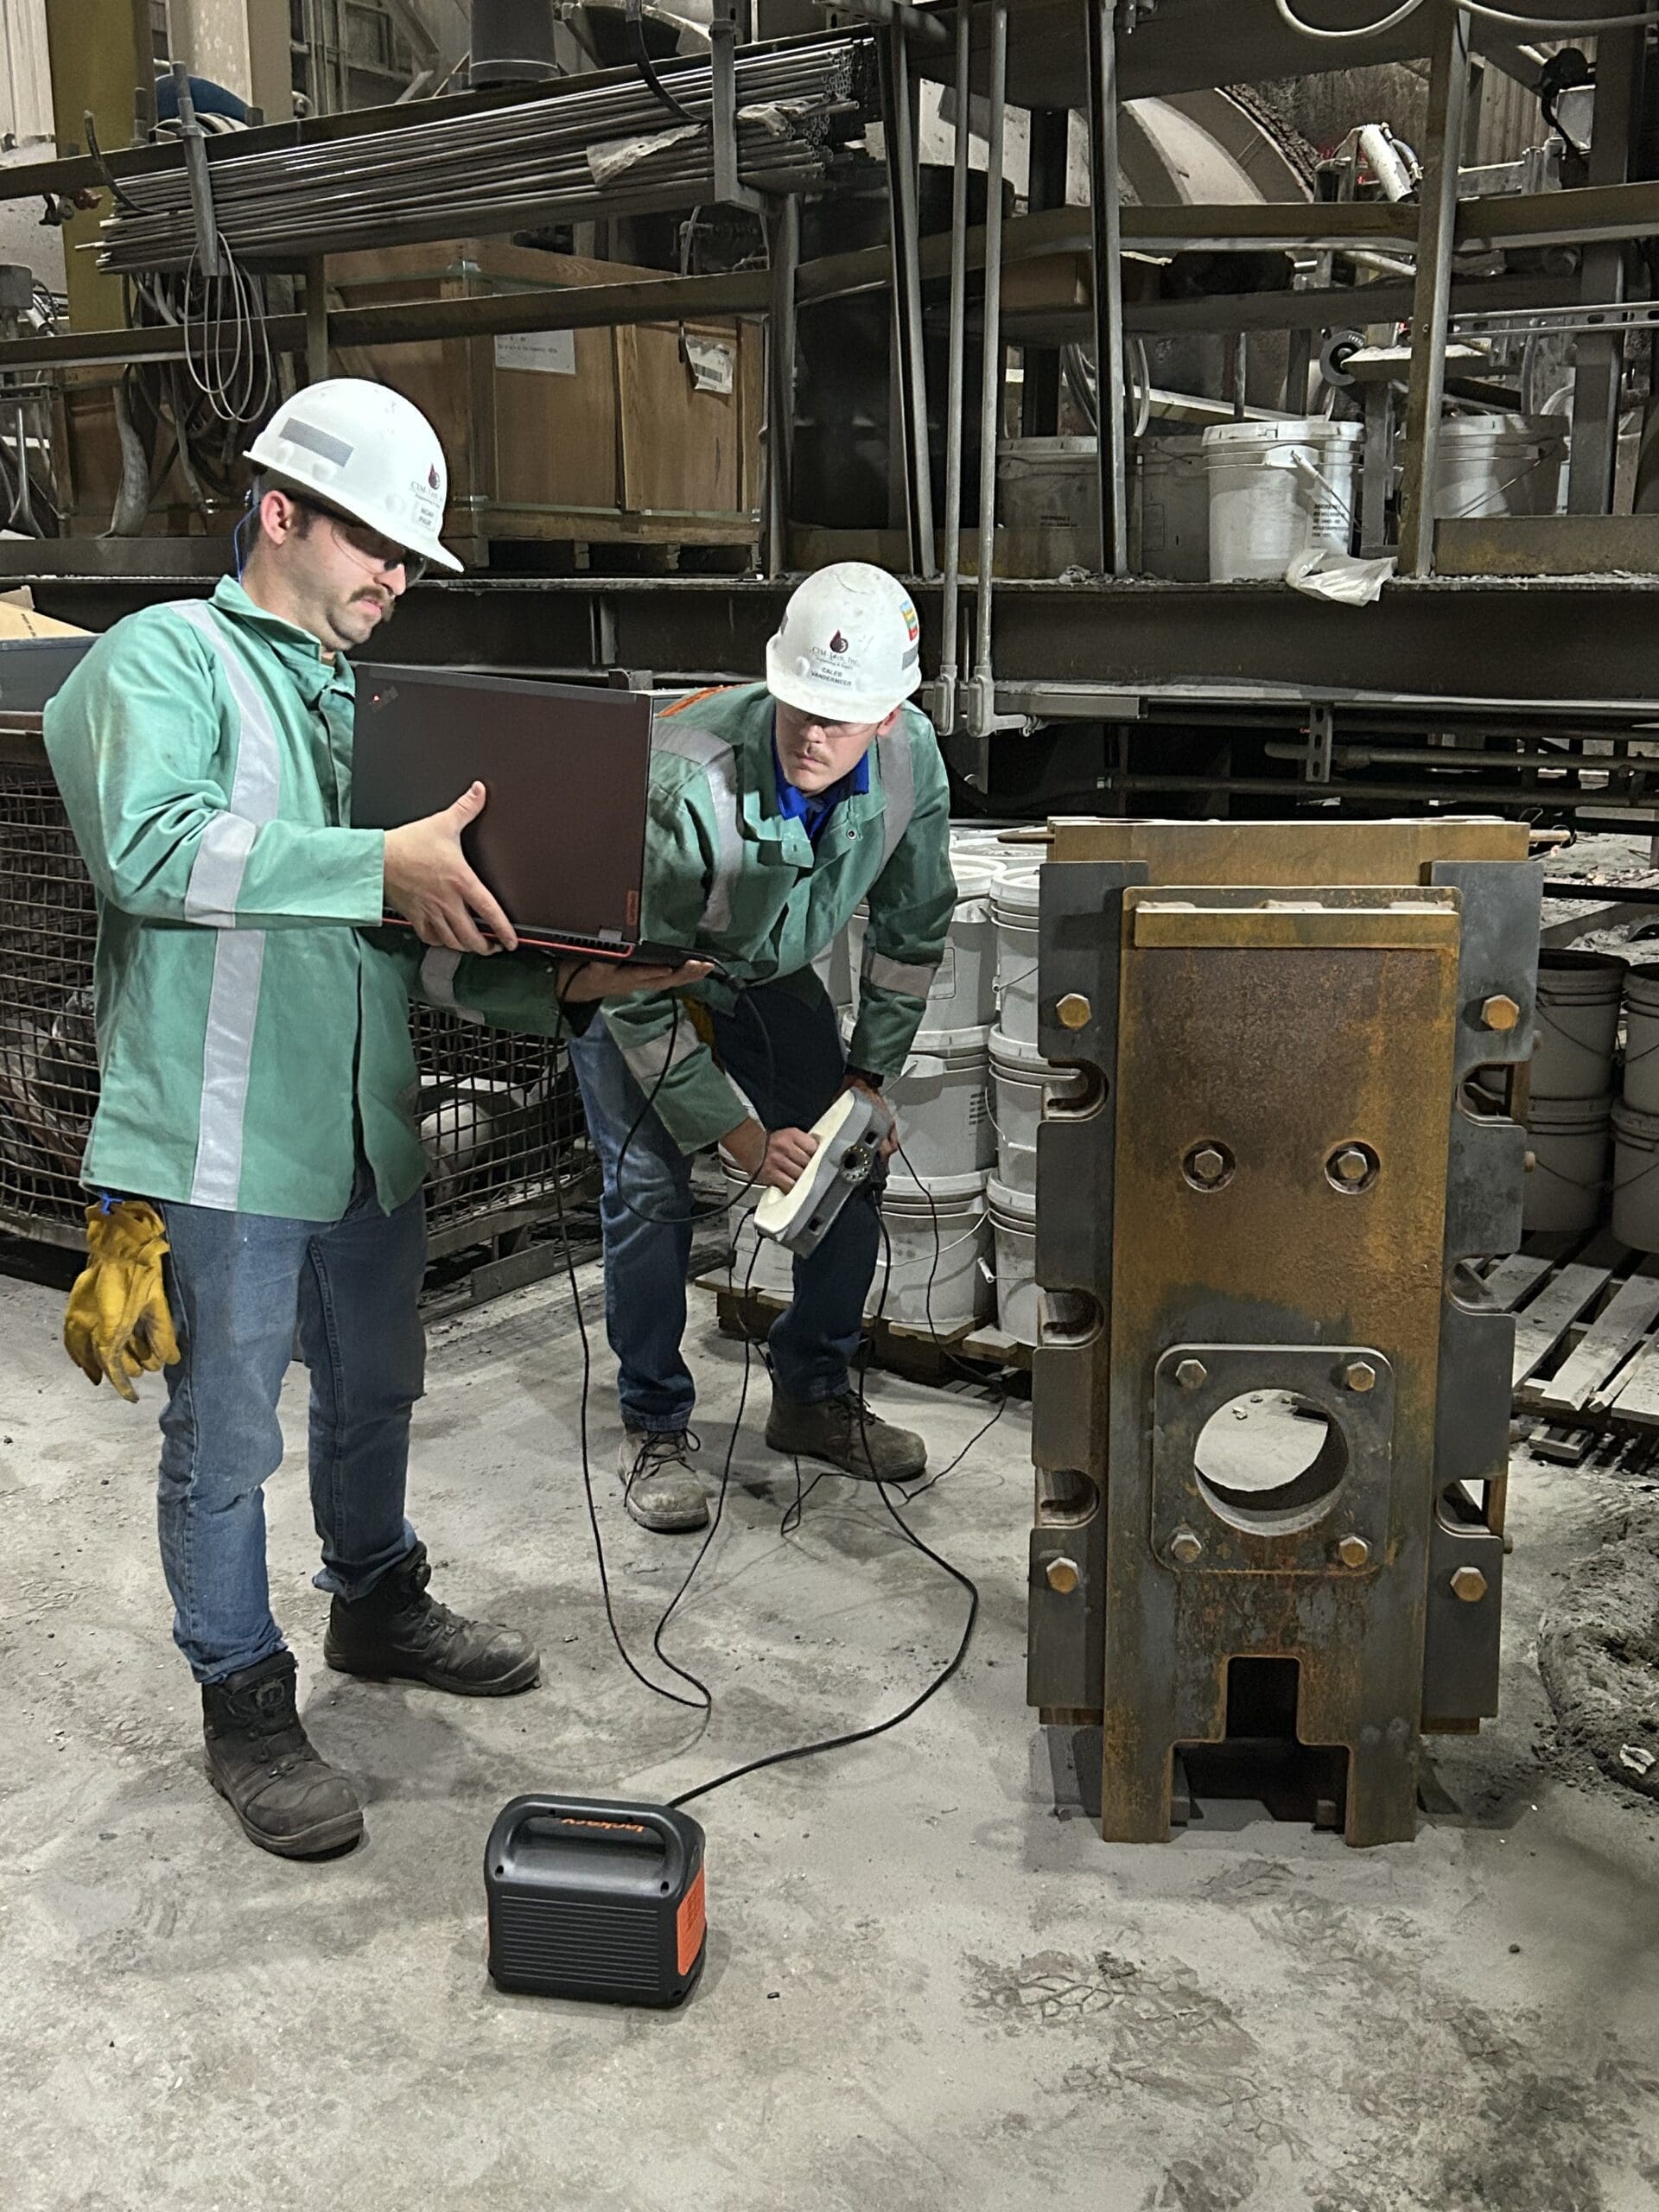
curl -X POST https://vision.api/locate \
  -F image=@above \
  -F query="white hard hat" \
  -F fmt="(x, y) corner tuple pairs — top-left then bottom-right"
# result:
(765, 562), (921, 723)
(244, 377), (463, 574)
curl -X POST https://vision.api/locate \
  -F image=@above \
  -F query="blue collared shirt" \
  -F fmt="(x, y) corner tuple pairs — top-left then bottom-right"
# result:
(772, 735), (870, 845)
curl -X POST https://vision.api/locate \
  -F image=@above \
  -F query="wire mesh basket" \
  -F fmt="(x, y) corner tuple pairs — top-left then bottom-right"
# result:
(0, 759), (588, 1255)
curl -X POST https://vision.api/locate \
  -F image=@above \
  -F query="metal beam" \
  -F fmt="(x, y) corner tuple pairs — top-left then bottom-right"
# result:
(881, 19), (937, 577)
(1567, 29), (1643, 516)
(1399, 5), (1473, 582)
(1085, 0), (1130, 576)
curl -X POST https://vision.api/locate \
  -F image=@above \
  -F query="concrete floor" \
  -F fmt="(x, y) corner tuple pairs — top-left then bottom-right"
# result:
(3, 1258), (1658, 2212)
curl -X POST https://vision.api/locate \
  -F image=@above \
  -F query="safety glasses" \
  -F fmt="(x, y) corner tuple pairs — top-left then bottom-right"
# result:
(293, 493), (429, 585)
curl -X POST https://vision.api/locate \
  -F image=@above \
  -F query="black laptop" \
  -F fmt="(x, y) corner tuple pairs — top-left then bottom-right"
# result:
(352, 664), (702, 967)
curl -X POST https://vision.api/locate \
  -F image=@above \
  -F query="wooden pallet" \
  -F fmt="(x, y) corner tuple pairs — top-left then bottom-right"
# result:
(694, 1273), (1033, 1390)
(1491, 1228), (1659, 1459)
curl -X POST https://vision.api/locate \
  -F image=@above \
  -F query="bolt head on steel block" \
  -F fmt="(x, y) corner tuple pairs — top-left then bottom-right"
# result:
(1056, 993), (1092, 1032)
(1481, 994), (1522, 1033)
(1337, 1535), (1370, 1569)
(1192, 1148), (1226, 1185)
(1450, 1566), (1489, 1603)
(1046, 1556), (1081, 1595)
(1175, 1358), (1208, 1392)
(1169, 1528), (1205, 1565)
(1334, 1147), (1370, 1186)
(1343, 1360), (1377, 1394)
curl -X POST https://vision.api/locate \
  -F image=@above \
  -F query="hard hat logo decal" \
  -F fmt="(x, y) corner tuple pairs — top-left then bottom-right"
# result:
(428, 464), (441, 491)
(902, 603), (919, 642)
(829, 631), (848, 655)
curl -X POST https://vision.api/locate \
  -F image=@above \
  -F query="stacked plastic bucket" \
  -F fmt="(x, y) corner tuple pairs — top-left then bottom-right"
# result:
(1514, 951), (1623, 1236)
(1614, 962), (1659, 1249)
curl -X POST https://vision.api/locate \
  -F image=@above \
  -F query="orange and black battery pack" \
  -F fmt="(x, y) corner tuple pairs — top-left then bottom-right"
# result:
(485, 1796), (707, 2007)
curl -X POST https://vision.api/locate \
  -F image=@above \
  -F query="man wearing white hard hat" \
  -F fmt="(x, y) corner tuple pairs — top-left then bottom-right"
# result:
(45, 377), (696, 1859)
(568, 562), (957, 1535)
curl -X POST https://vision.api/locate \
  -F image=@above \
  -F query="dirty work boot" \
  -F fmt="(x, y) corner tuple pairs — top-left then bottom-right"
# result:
(766, 1388), (927, 1483)
(201, 1650), (363, 1860)
(322, 1541), (539, 1696)
(620, 1428), (710, 1534)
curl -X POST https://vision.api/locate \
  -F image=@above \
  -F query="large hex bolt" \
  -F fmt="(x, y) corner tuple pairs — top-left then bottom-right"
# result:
(1337, 1535), (1370, 1569)
(1451, 1566), (1489, 1603)
(1046, 1557), (1081, 1595)
(1056, 993), (1092, 1032)
(1481, 994), (1522, 1033)
(1343, 1360), (1377, 1394)
(1175, 1357), (1209, 1392)
(1169, 1528), (1205, 1565)
(1184, 1143), (1234, 1192)
(1334, 1147), (1371, 1187)
(1326, 1141), (1379, 1194)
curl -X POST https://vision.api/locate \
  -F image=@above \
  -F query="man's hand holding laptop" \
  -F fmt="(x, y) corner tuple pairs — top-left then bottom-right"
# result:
(383, 779), (707, 999)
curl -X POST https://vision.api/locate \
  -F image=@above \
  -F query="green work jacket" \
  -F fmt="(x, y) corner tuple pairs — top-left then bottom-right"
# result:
(603, 683), (957, 1154)
(43, 576), (568, 1221)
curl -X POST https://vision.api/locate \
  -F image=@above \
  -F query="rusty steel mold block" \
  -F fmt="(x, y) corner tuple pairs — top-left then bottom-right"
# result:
(1027, 820), (1541, 1848)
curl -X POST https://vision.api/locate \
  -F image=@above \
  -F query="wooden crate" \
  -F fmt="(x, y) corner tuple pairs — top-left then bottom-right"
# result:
(329, 240), (765, 563)
(1493, 1228), (1659, 1459)
(55, 366), (233, 541)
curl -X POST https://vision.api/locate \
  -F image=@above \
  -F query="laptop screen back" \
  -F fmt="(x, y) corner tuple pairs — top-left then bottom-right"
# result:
(352, 665), (652, 944)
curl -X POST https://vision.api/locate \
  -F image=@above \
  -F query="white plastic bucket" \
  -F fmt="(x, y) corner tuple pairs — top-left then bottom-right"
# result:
(1432, 413), (1568, 522)
(1203, 417), (1363, 583)
(854, 1022), (993, 1182)
(987, 1175), (1040, 1345)
(992, 862), (1043, 1051)
(721, 1161), (798, 1300)
(846, 857), (1001, 1032)
(869, 1170), (990, 1332)
(1135, 435), (1211, 582)
(1527, 1093), (1612, 1236)
(996, 435), (1098, 572)
(1613, 1098), (1659, 1250)
(1622, 963), (1659, 1117)
(988, 1028), (1060, 1198)
(1532, 950), (1624, 1103)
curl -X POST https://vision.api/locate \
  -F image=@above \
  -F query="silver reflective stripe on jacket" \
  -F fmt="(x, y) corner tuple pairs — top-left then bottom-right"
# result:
(654, 716), (742, 931)
(862, 946), (938, 998)
(620, 1020), (703, 1088)
(170, 600), (282, 1209)
(875, 724), (916, 870)
(420, 947), (483, 1026)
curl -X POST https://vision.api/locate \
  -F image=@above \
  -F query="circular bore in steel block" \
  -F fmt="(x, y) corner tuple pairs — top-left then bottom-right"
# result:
(1193, 1389), (1349, 1535)
(1183, 1141), (1235, 1192)
(1327, 1141), (1379, 1194)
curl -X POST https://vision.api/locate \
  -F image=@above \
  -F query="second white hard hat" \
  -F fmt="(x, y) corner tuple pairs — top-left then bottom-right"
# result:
(245, 377), (463, 574)
(765, 562), (922, 723)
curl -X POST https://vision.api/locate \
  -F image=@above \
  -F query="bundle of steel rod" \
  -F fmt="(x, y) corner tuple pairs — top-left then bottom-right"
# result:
(99, 35), (871, 273)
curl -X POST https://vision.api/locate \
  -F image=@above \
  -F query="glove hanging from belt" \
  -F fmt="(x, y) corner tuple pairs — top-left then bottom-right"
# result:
(63, 1198), (182, 1402)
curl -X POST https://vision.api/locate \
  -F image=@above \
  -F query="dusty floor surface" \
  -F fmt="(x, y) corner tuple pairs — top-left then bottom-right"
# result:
(3, 1258), (1657, 2212)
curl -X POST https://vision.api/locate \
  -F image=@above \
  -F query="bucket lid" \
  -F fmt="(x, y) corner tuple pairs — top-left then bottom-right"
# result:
(951, 858), (1001, 902)
(987, 1173), (1038, 1222)
(992, 863), (1042, 917)
(1538, 949), (1625, 1005)
(990, 1029), (1054, 1075)
(1438, 411), (1567, 445)
(1201, 416), (1363, 450)
(901, 1025), (994, 1061)
(882, 1168), (988, 1209)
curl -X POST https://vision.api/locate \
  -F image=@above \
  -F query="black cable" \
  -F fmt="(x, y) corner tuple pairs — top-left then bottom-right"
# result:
(626, 0), (698, 124)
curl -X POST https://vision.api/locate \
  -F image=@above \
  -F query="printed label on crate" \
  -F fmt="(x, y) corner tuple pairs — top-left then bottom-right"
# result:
(494, 330), (576, 377)
(682, 335), (736, 395)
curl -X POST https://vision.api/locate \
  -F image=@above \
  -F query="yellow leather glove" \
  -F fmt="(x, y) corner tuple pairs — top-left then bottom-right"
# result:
(63, 1199), (182, 1403)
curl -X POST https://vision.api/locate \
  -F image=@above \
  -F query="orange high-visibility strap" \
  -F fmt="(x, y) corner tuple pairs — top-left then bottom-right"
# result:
(657, 685), (734, 720)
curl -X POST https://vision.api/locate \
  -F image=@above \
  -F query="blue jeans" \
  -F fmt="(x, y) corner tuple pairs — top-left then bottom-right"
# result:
(568, 978), (882, 1433)
(155, 1162), (426, 1684)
